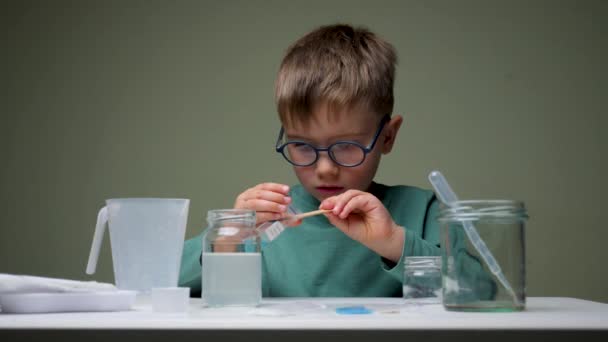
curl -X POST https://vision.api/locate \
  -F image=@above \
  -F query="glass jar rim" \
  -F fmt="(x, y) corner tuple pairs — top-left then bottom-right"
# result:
(207, 209), (256, 222)
(438, 199), (528, 221)
(404, 256), (441, 268)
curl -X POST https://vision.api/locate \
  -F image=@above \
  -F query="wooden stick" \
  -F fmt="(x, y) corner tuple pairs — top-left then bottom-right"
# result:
(281, 209), (331, 221)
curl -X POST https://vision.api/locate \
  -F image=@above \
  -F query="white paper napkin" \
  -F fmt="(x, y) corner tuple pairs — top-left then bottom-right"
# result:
(0, 273), (117, 294)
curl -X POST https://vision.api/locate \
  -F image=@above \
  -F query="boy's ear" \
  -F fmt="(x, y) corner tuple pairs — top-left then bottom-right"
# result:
(381, 115), (403, 154)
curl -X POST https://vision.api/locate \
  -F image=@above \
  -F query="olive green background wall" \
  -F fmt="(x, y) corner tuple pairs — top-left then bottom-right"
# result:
(2, 0), (606, 302)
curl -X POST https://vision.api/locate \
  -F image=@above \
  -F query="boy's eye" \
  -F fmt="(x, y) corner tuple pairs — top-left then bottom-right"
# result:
(332, 143), (357, 152)
(293, 143), (314, 152)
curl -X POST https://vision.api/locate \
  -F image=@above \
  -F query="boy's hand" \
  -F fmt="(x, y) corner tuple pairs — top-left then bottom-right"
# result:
(234, 183), (299, 226)
(319, 190), (404, 262)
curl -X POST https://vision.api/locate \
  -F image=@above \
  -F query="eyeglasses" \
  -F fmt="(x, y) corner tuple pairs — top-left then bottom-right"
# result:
(275, 114), (390, 167)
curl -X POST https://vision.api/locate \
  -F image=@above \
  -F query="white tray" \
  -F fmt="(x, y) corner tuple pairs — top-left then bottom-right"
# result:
(0, 291), (137, 314)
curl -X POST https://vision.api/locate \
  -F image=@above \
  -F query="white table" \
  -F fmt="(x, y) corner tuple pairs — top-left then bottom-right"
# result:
(1, 297), (607, 341)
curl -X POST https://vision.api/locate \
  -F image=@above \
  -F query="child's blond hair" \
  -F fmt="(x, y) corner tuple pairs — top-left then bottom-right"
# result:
(275, 24), (397, 126)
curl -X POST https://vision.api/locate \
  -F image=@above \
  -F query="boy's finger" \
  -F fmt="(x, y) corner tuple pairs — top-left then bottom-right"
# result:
(255, 211), (282, 224)
(331, 190), (363, 215)
(256, 183), (290, 195)
(319, 197), (337, 210)
(249, 199), (289, 213)
(246, 190), (291, 205)
(283, 218), (302, 227)
(339, 194), (370, 219)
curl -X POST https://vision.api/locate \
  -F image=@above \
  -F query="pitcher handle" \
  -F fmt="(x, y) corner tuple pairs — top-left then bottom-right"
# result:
(86, 206), (108, 274)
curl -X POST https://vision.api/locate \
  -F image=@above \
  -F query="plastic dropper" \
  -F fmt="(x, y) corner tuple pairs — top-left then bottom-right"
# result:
(428, 170), (521, 306)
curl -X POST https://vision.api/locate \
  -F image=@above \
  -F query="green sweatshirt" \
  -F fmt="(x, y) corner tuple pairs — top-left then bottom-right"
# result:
(179, 182), (441, 297)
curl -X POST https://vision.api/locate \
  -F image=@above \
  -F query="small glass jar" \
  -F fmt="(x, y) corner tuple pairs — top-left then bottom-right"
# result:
(438, 200), (528, 312)
(403, 256), (442, 304)
(201, 209), (261, 307)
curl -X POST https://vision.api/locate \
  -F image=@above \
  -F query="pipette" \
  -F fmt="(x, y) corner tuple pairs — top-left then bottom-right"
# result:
(428, 170), (521, 306)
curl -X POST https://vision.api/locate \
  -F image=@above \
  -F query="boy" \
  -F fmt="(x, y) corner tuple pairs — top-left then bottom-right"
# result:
(179, 24), (441, 297)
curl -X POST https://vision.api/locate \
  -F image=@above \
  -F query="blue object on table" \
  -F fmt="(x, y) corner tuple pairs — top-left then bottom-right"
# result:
(335, 306), (373, 315)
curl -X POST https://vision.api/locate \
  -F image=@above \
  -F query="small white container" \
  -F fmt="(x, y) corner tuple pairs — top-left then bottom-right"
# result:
(151, 287), (190, 313)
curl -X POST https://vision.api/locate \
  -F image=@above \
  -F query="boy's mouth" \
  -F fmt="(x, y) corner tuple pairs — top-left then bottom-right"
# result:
(316, 186), (344, 195)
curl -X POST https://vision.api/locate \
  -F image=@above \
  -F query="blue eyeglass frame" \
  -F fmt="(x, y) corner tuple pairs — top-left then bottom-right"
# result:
(275, 114), (391, 167)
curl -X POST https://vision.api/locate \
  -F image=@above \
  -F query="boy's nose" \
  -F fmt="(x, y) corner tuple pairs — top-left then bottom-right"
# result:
(315, 153), (339, 178)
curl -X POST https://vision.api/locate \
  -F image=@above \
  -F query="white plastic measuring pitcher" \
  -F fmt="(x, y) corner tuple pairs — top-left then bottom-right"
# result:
(86, 198), (189, 292)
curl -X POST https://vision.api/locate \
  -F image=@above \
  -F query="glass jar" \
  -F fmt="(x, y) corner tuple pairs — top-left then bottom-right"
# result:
(201, 209), (261, 307)
(403, 256), (442, 304)
(438, 200), (528, 312)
